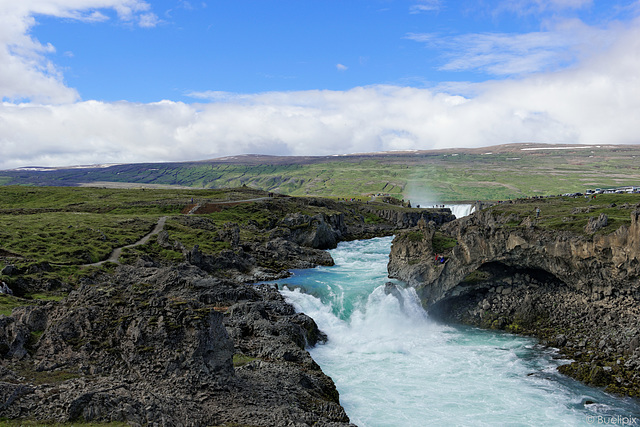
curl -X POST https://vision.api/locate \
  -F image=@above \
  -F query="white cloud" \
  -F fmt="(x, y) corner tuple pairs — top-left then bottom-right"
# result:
(407, 18), (617, 76)
(1, 1), (640, 171)
(138, 12), (160, 28)
(4, 15), (640, 171)
(410, 0), (441, 14)
(0, 0), (156, 103)
(497, 0), (593, 15)
(336, 63), (348, 71)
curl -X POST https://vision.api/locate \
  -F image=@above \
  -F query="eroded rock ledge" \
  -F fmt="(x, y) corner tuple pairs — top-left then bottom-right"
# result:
(388, 204), (640, 396)
(0, 263), (352, 426)
(1, 195), (456, 426)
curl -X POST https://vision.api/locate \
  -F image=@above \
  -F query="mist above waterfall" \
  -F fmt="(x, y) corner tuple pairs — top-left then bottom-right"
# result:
(403, 182), (474, 218)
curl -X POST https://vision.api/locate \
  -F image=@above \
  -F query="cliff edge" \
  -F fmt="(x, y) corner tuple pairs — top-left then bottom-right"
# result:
(388, 196), (640, 396)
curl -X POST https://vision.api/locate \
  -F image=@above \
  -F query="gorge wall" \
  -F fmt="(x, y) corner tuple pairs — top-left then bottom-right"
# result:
(0, 195), (456, 426)
(388, 204), (640, 396)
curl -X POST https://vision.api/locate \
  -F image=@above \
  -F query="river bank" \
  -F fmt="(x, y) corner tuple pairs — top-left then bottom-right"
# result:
(1, 193), (452, 425)
(278, 237), (640, 426)
(388, 194), (640, 397)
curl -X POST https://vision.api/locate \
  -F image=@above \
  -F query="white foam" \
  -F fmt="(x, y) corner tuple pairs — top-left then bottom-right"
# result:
(276, 237), (640, 426)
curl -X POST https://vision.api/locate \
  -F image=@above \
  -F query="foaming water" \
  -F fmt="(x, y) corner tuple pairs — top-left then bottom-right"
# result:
(411, 201), (475, 218)
(276, 237), (640, 427)
(446, 204), (475, 219)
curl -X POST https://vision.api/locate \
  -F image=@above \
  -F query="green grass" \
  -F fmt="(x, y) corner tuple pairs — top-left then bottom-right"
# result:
(406, 231), (425, 243)
(0, 294), (31, 316)
(0, 186), (391, 276)
(0, 186), (275, 266)
(0, 419), (129, 426)
(363, 213), (385, 224)
(487, 194), (640, 235)
(0, 213), (157, 264)
(23, 293), (67, 302)
(0, 146), (626, 201)
(432, 231), (458, 252)
(0, 185), (232, 211)
(7, 145), (640, 201)
(0, 293), (66, 316)
(233, 353), (257, 367)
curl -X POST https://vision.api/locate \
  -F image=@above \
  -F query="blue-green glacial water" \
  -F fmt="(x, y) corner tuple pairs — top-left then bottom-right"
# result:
(275, 236), (640, 427)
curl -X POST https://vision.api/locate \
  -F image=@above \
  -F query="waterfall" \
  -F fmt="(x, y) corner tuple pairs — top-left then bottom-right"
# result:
(445, 204), (475, 218)
(273, 237), (640, 427)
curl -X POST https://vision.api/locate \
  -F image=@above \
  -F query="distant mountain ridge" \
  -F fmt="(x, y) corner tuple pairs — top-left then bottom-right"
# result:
(3, 143), (640, 201)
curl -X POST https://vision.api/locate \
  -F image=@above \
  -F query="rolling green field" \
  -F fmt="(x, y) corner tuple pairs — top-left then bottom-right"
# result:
(1, 184), (638, 320)
(0, 186), (271, 265)
(3, 144), (640, 201)
(0, 186), (281, 313)
(485, 193), (640, 235)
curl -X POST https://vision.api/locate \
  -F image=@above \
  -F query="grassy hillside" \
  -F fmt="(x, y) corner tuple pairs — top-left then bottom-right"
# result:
(0, 186), (266, 265)
(2, 143), (640, 201)
(485, 193), (640, 235)
(0, 186), (406, 297)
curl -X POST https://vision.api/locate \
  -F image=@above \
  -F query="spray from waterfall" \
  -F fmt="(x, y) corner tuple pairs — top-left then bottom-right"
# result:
(403, 181), (475, 218)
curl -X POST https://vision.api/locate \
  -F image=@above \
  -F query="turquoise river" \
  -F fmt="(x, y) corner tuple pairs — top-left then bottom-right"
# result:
(274, 236), (640, 427)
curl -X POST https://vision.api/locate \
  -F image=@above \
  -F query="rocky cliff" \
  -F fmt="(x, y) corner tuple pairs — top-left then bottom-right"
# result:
(0, 261), (352, 426)
(388, 200), (640, 396)
(360, 205), (455, 229)
(1, 194), (458, 425)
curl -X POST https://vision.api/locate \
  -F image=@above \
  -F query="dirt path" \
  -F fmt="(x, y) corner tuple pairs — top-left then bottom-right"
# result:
(85, 216), (167, 267)
(83, 195), (275, 267)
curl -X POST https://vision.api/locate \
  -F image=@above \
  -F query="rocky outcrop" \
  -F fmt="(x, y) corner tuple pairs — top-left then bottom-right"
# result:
(277, 212), (346, 250)
(183, 237), (335, 283)
(361, 205), (455, 229)
(388, 207), (640, 396)
(0, 195), (458, 425)
(0, 263), (352, 426)
(390, 208), (640, 307)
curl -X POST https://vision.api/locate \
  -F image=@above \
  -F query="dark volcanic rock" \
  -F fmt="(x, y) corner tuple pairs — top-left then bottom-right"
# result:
(0, 264), (352, 426)
(0, 196), (456, 425)
(278, 212), (346, 250)
(388, 207), (640, 396)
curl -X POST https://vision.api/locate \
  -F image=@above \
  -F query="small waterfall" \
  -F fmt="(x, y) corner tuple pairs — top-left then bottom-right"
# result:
(273, 237), (640, 427)
(409, 198), (475, 218)
(445, 204), (475, 218)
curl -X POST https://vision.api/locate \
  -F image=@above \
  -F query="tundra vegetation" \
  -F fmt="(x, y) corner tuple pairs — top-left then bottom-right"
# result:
(0, 184), (432, 425)
(2, 144), (640, 201)
(1, 163), (640, 422)
(0, 185), (414, 316)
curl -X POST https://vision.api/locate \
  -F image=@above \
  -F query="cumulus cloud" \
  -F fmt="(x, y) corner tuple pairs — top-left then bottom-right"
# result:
(0, 0), (158, 103)
(1, 1), (640, 170)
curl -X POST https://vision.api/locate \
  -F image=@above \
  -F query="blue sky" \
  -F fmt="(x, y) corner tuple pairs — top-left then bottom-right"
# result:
(30, 0), (629, 102)
(1, 0), (640, 169)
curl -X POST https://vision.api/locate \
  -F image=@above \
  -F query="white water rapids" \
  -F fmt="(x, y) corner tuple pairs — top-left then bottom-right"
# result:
(274, 236), (640, 427)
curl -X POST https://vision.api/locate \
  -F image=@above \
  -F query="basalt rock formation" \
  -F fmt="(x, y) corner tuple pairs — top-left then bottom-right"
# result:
(0, 189), (467, 426)
(0, 262), (352, 426)
(360, 205), (456, 229)
(2, 195), (454, 426)
(388, 204), (640, 396)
